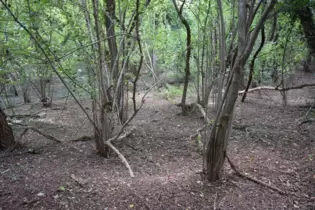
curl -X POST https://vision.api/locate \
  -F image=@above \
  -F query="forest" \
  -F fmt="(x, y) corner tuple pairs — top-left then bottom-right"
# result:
(0, 0), (314, 209)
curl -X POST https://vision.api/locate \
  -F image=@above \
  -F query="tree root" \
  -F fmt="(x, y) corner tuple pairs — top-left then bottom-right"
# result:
(225, 152), (287, 195)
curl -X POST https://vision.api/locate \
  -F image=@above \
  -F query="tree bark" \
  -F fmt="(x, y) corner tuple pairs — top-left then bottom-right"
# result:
(0, 107), (15, 150)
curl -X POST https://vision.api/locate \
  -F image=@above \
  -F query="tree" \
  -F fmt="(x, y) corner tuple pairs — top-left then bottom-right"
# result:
(205, 0), (277, 181)
(172, 0), (191, 116)
(0, 107), (15, 150)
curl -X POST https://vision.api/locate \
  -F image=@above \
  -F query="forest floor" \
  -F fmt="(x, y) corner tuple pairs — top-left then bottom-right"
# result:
(0, 84), (315, 210)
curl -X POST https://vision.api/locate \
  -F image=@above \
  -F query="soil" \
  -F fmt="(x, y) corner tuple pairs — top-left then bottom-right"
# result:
(0, 86), (315, 209)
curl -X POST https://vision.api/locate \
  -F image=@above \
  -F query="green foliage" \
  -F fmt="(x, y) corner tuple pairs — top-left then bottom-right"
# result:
(160, 84), (183, 101)
(243, 12), (307, 85)
(0, 0), (312, 102)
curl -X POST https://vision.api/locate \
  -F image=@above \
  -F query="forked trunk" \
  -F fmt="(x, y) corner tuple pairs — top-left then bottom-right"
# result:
(205, 0), (276, 181)
(206, 63), (241, 181)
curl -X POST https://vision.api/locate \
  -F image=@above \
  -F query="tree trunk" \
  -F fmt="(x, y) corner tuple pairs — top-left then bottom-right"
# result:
(92, 0), (111, 157)
(105, 0), (118, 81)
(216, 0), (227, 111)
(298, 7), (315, 58)
(0, 107), (15, 150)
(242, 25), (265, 102)
(205, 0), (276, 181)
(206, 0), (247, 180)
(172, 0), (191, 116)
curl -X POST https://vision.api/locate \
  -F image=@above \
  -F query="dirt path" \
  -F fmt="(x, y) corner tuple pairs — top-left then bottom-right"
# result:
(0, 91), (314, 210)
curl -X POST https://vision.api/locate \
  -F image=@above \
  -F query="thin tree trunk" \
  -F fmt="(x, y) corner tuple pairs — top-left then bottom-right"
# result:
(216, 0), (226, 111)
(105, 0), (118, 82)
(92, 0), (111, 157)
(172, 0), (191, 116)
(241, 25), (265, 102)
(0, 107), (15, 150)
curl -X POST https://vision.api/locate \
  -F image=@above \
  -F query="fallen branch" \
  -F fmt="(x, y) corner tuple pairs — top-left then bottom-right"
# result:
(106, 141), (135, 177)
(192, 103), (210, 123)
(8, 114), (41, 119)
(116, 127), (136, 141)
(102, 80), (160, 177)
(189, 103), (210, 142)
(225, 152), (286, 195)
(239, 83), (315, 95)
(71, 136), (93, 142)
(20, 127), (62, 143)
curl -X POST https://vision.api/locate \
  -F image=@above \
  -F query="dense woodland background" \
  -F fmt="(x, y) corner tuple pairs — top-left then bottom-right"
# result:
(0, 0), (315, 209)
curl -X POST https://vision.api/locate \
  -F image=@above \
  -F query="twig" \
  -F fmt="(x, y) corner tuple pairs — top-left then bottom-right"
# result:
(225, 152), (286, 195)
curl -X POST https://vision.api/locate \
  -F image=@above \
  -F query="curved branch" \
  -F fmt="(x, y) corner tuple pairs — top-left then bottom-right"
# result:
(242, 25), (266, 102)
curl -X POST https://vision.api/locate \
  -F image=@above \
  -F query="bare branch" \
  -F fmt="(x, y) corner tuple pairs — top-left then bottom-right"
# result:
(21, 127), (62, 143)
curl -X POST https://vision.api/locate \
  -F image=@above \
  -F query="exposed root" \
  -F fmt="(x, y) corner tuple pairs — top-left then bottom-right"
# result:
(225, 152), (287, 195)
